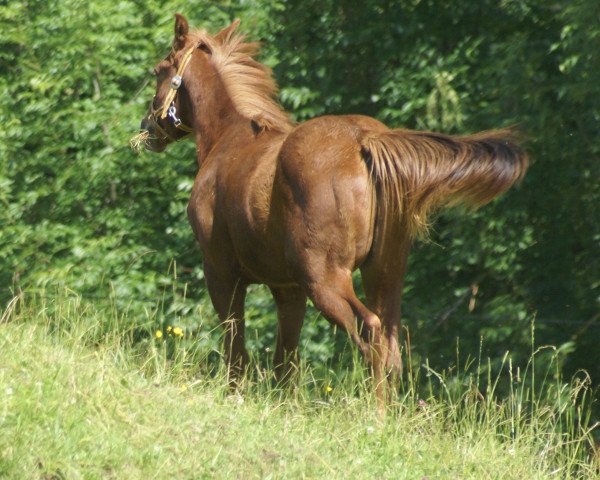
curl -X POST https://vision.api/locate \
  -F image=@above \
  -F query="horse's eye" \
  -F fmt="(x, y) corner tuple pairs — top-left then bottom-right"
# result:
(199, 42), (211, 55)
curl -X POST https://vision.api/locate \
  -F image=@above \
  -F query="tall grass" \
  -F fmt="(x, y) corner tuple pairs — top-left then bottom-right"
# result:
(1, 289), (598, 479)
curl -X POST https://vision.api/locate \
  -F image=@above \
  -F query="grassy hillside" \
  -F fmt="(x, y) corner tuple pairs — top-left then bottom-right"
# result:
(0, 292), (598, 479)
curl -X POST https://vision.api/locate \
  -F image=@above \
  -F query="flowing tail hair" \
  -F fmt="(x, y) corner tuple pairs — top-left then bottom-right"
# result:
(360, 128), (528, 237)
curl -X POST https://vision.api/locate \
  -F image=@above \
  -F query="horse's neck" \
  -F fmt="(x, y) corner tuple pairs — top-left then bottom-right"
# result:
(187, 63), (245, 162)
(193, 113), (248, 163)
(193, 112), (245, 163)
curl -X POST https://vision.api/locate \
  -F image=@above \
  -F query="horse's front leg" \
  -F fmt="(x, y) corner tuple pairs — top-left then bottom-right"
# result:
(270, 286), (307, 382)
(204, 263), (249, 383)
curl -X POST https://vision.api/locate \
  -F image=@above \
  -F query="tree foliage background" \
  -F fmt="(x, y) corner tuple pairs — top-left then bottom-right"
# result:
(1, 0), (598, 393)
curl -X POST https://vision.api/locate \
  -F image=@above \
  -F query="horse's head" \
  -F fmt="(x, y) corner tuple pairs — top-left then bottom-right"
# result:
(139, 14), (199, 152)
(135, 15), (281, 154)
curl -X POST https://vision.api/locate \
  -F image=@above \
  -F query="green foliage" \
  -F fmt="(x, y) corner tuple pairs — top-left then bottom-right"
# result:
(0, 0), (598, 407)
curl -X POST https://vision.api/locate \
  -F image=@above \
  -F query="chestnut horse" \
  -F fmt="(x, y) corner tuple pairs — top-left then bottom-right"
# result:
(138, 14), (527, 413)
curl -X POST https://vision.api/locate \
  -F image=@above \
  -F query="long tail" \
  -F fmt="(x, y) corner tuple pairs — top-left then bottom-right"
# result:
(360, 128), (528, 237)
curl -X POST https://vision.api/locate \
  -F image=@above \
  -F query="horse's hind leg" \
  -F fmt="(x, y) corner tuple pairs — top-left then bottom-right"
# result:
(204, 262), (249, 384)
(270, 286), (307, 382)
(303, 270), (386, 415)
(360, 237), (411, 392)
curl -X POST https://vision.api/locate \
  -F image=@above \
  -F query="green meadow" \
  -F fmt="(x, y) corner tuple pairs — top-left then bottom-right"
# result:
(1, 292), (597, 479)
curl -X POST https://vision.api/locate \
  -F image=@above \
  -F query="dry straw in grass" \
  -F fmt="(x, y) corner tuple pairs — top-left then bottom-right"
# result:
(129, 131), (150, 152)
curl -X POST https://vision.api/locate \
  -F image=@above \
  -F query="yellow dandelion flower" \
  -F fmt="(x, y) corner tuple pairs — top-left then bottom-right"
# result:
(179, 385), (188, 392)
(172, 326), (184, 337)
(166, 325), (173, 333)
(325, 385), (333, 393)
(155, 330), (163, 339)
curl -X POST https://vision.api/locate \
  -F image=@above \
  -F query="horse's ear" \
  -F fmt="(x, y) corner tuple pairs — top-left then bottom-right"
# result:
(173, 13), (189, 50)
(214, 19), (240, 44)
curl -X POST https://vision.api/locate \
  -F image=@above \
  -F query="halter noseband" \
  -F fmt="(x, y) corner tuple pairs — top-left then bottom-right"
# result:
(149, 45), (196, 141)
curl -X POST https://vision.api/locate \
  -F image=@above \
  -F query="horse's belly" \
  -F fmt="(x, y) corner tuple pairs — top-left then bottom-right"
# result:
(230, 227), (297, 286)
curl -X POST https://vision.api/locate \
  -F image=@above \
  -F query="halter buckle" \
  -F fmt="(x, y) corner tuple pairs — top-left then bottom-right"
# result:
(171, 75), (181, 90)
(170, 75), (182, 89)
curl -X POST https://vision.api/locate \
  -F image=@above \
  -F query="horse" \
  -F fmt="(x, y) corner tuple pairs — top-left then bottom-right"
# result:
(137, 14), (528, 414)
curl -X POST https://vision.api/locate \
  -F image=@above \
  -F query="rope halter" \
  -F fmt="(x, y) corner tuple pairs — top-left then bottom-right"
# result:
(149, 44), (196, 140)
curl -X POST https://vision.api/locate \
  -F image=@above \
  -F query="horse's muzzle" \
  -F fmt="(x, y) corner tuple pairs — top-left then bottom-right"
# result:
(140, 116), (167, 152)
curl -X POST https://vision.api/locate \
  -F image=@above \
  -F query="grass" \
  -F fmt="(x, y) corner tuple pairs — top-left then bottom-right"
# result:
(0, 290), (598, 479)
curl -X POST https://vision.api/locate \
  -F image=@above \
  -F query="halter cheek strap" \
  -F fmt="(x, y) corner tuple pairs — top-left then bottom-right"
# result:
(159, 45), (196, 121)
(150, 44), (196, 138)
